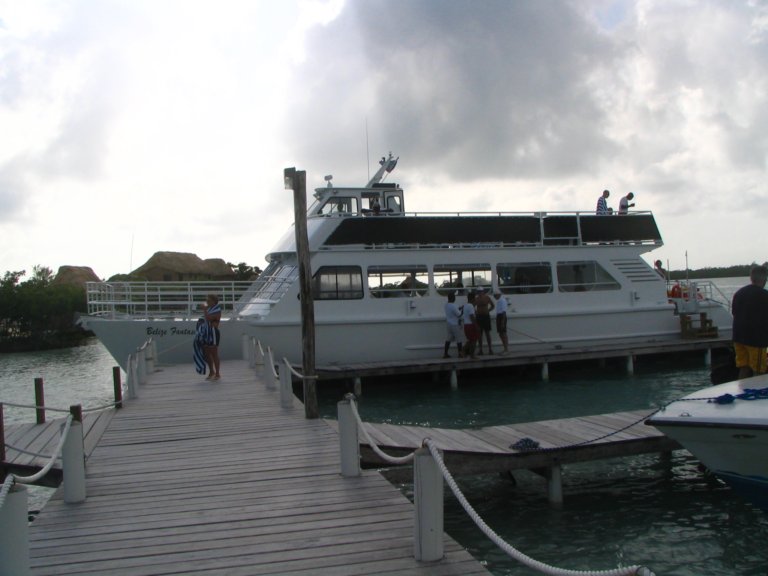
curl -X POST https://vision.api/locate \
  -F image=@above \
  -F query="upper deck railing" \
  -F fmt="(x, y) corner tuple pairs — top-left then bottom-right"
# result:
(85, 281), (254, 319)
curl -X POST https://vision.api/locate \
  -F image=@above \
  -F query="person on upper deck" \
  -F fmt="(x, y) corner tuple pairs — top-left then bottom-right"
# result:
(618, 192), (635, 215)
(596, 190), (611, 215)
(732, 265), (768, 379)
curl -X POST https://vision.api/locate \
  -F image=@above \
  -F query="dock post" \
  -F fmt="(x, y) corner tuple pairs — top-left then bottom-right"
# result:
(242, 334), (250, 362)
(126, 355), (139, 399)
(254, 340), (264, 366)
(450, 369), (458, 390)
(546, 464), (563, 506)
(0, 403), (5, 463)
(338, 394), (360, 477)
(413, 446), (444, 562)
(62, 405), (86, 504)
(112, 367), (123, 409)
(0, 483), (30, 576)
(626, 354), (634, 376)
(353, 377), (362, 397)
(137, 348), (147, 385)
(34, 377), (45, 424)
(279, 360), (294, 408)
(541, 362), (549, 382)
(704, 347), (712, 367)
(146, 341), (155, 374)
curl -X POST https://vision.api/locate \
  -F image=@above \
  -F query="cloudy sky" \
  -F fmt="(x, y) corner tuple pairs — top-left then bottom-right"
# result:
(1, 0), (766, 280)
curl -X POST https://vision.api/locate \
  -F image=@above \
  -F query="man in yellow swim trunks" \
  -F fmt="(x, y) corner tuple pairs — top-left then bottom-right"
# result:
(732, 265), (768, 379)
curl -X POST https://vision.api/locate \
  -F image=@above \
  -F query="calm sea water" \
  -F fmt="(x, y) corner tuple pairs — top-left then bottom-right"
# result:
(1, 277), (766, 575)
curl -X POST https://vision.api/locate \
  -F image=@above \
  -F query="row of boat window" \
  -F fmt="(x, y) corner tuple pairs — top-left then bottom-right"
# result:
(311, 261), (622, 300)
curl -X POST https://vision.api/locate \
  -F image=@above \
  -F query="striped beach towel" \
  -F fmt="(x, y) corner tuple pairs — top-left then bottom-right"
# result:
(193, 318), (212, 374)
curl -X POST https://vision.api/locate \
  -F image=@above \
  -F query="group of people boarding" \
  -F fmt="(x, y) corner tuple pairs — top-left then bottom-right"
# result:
(443, 288), (509, 359)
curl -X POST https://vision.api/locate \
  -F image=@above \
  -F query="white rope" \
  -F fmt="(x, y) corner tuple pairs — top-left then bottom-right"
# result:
(423, 439), (654, 576)
(281, 358), (319, 380)
(2, 400), (120, 414)
(9, 415), (74, 487)
(0, 475), (14, 509)
(0, 402), (71, 413)
(349, 399), (415, 465)
(3, 444), (62, 460)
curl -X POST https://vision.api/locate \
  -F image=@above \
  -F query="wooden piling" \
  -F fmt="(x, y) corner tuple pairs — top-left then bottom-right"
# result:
(34, 377), (45, 424)
(112, 367), (123, 409)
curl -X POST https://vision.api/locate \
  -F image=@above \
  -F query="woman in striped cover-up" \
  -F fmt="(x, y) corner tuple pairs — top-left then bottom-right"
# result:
(202, 294), (222, 380)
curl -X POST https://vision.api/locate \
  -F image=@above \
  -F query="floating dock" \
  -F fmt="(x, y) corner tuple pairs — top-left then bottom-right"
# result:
(21, 360), (489, 575)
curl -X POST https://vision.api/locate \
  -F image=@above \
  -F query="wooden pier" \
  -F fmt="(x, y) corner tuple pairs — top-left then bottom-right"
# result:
(3, 410), (115, 486)
(331, 409), (680, 478)
(23, 360), (489, 575)
(315, 335), (730, 381)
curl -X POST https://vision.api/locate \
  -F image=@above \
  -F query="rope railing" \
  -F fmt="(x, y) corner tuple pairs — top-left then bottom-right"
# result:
(341, 394), (655, 576)
(0, 404), (89, 574)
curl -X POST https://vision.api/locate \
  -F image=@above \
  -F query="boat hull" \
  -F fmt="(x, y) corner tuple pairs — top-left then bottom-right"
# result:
(81, 317), (248, 371)
(647, 377), (768, 511)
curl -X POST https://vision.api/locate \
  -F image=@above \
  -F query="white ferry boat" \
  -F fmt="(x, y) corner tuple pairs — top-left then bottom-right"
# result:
(83, 154), (732, 369)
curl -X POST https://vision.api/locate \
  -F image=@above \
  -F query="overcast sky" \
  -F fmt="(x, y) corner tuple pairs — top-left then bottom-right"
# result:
(1, 0), (766, 280)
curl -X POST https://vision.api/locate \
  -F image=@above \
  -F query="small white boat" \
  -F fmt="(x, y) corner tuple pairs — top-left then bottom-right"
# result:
(646, 375), (768, 511)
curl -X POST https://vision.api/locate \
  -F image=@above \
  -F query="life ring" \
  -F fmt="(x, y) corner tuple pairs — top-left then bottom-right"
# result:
(669, 284), (682, 298)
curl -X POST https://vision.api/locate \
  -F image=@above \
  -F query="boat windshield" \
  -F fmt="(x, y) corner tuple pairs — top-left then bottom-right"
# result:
(236, 262), (298, 317)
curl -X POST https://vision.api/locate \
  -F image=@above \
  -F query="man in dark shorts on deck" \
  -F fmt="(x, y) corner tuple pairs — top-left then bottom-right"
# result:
(474, 287), (495, 355)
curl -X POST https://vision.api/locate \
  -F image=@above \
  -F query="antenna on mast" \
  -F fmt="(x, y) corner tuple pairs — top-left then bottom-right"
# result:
(365, 152), (398, 188)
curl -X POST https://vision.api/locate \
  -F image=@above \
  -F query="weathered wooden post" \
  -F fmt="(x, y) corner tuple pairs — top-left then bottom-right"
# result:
(34, 377), (45, 424)
(286, 166), (318, 419)
(62, 405), (86, 504)
(338, 394), (360, 477)
(413, 445), (444, 561)
(0, 482), (30, 575)
(112, 367), (123, 409)
(546, 463), (564, 506)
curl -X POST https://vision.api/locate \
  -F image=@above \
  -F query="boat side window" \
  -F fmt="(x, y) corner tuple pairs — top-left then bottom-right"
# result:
(556, 261), (621, 292)
(497, 263), (552, 294)
(434, 264), (492, 295)
(312, 266), (363, 300)
(385, 195), (402, 213)
(368, 266), (428, 298)
(318, 197), (359, 216)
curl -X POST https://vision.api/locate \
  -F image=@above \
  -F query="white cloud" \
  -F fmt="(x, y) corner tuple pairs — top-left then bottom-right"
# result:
(0, 0), (766, 279)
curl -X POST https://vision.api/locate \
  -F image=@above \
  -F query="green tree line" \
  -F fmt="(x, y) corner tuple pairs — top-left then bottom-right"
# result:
(0, 266), (89, 352)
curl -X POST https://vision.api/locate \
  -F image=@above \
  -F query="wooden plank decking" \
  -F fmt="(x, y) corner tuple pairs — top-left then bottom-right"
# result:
(333, 409), (681, 476)
(26, 360), (490, 575)
(3, 409), (115, 485)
